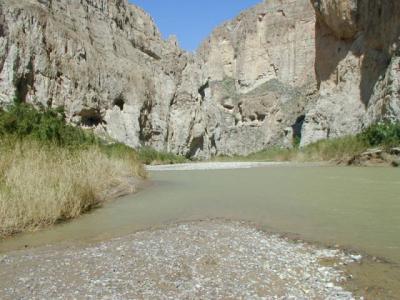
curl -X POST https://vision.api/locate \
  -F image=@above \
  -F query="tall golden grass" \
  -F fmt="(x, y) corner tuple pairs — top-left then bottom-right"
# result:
(0, 139), (145, 237)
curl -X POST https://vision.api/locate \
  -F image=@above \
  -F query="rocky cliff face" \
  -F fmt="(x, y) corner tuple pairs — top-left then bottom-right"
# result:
(165, 0), (317, 158)
(0, 0), (399, 157)
(302, 0), (400, 145)
(0, 0), (185, 150)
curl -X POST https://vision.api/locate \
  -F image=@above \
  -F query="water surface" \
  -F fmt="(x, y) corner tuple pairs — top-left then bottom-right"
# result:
(1, 164), (399, 296)
(1, 165), (399, 259)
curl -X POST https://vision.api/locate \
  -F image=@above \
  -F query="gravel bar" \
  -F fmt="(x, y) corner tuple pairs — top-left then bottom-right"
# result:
(147, 162), (293, 171)
(0, 220), (357, 299)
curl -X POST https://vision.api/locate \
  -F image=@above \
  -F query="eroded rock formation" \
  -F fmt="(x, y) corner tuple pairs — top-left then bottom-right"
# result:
(0, 0), (399, 157)
(302, 0), (400, 145)
(0, 0), (185, 150)
(165, 0), (317, 157)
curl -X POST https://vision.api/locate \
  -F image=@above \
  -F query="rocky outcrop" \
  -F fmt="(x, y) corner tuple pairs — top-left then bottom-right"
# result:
(347, 148), (400, 167)
(302, 0), (400, 145)
(0, 0), (399, 157)
(0, 0), (185, 150)
(188, 0), (317, 157)
(0, 0), (317, 158)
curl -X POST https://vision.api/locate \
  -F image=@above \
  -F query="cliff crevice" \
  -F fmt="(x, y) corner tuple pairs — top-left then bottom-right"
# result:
(0, 0), (399, 157)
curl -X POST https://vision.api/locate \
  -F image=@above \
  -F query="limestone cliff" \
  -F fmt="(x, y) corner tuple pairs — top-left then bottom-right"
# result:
(0, 0), (185, 150)
(0, 0), (399, 157)
(190, 0), (316, 157)
(302, 0), (400, 145)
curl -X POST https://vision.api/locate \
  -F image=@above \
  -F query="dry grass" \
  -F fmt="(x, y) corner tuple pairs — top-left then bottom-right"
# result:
(213, 135), (369, 163)
(299, 136), (367, 162)
(0, 139), (146, 237)
(215, 122), (400, 163)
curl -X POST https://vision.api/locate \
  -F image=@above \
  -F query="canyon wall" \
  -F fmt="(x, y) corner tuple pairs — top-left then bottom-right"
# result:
(167, 0), (317, 157)
(0, 0), (185, 150)
(302, 0), (400, 145)
(0, 0), (399, 157)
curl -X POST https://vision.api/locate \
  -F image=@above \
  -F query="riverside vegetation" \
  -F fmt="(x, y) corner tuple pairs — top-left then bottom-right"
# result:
(0, 100), (149, 237)
(1, 99), (398, 238)
(216, 122), (400, 165)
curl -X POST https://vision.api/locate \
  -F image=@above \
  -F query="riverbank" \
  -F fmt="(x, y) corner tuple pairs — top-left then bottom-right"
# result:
(210, 123), (400, 167)
(147, 148), (399, 171)
(143, 122), (400, 168)
(0, 220), (356, 299)
(1, 163), (398, 298)
(0, 140), (146, 238)
(0, 101), (146, 238)
(147, 161), (296, 171)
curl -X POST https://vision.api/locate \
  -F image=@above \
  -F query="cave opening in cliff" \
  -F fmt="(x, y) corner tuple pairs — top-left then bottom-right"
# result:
(80, 109), (104, 127)
(198, 81), (209, 101)
(113, 95), (125, 111)
(15, 66), (34, 103)
(292, 115), (305, 144)
(15, 78), (29, 103)
(187, 135), (204, 158)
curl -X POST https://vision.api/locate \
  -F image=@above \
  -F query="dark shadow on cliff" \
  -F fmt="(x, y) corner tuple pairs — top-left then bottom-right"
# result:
(358, 0), (400, 108)
(314, 16), (392, 108)
(359, 49), (389, 107)
(314, 19), (350, 89)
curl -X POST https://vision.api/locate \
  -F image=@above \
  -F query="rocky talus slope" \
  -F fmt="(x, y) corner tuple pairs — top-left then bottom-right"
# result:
(0, 0), (399, 157)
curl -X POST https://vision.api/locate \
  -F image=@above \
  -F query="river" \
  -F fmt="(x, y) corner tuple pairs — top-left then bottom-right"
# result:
(1, 163), (399, 297)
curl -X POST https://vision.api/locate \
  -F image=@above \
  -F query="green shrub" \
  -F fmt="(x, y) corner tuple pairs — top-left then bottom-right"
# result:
(0, 100), (147, 237)
(0, 100), (188, 166)
(0, 101), (96, 147)
(360, 122), (400, 148)
(293, 135), (301, 149)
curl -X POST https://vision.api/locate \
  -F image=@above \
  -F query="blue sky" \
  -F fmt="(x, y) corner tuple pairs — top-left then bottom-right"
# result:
(130, 0), (261, 52)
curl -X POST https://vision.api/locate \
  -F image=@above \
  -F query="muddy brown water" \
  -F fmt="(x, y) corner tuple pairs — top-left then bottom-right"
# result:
(1, 164), (399, 298)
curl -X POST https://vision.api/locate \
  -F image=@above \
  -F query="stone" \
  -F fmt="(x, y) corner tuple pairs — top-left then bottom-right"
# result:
(0, 0), (399, 158)
(301, 0), (400, 146)
(347, 148), (398, 167)
(390, 148), (400, 156)
(350, 254), (362, 263)
(361, 149), (383, 157)
(0, 0), (183, 152)
(0, 220), (355, 299)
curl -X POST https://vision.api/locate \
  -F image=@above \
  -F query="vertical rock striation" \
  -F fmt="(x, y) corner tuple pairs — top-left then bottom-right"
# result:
(190, 0), (317, 157)
(302, 0), (400, 145)
(0, 0), (185, 150)
(0, 0), (399, 157)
